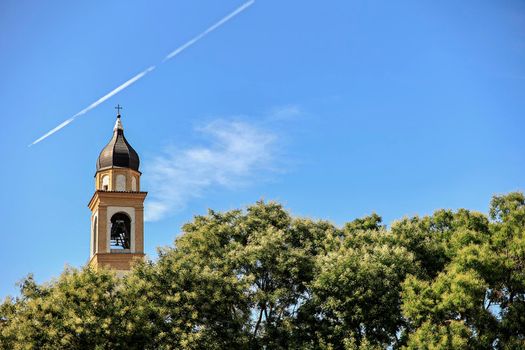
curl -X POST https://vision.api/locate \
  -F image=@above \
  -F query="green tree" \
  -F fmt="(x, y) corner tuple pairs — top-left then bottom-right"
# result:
(401, 193), (525, 349)
(2, 195), (525, 349)
(124, 201), (339, 349)
(308, 226), (416, 349)
(0, 268), (140, 349)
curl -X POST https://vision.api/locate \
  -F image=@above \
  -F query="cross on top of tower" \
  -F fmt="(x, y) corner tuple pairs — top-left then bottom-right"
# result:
(115, 104), (123, 116)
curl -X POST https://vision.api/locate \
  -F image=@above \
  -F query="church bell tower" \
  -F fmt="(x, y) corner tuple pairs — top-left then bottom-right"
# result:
(88, 107), (147, 272)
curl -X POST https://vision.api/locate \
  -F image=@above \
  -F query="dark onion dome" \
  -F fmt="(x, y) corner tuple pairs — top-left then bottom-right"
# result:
(96, 115), (140, 171)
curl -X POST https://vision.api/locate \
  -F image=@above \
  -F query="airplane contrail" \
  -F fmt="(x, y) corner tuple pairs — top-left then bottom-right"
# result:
(164, 0), (255, 62)
(30, 66), (156, 146)
(29, 0), (255, 147)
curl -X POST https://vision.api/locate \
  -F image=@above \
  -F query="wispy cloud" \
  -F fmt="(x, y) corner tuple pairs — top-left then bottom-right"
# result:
(29, 0), (255, 146)
(144, 119), (278, 221)
(268, 104), (302, 121)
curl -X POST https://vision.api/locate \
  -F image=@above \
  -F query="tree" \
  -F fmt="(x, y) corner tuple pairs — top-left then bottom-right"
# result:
(0, 269), (138, 349)
(307, 227), (416, 349)
(2, 195), (525, 349)
(124, 201), (338, 349)
(401, 193), (525, 349)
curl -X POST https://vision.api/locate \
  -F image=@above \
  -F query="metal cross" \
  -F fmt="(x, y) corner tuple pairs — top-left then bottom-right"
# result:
(115, 104), (123, 115)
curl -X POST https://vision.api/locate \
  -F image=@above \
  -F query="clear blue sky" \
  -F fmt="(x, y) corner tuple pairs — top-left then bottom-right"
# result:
(1, 0), (524, 298)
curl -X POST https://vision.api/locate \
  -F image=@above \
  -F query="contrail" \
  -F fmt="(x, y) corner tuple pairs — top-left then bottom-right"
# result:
(29, 0), (255, 147)
(30, 66), (156, 146)
(163, 0), (255, 62)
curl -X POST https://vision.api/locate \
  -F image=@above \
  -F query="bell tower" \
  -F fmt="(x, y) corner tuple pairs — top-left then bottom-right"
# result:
(88, 107), (147, 272)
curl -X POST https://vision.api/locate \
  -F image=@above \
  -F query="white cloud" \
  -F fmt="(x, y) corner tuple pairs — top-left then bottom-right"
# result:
(268, 104), (301, 121)
(144, 119), (278, 221)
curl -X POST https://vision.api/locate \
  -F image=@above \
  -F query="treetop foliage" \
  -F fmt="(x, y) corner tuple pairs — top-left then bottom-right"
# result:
(2, 194), (525, 349)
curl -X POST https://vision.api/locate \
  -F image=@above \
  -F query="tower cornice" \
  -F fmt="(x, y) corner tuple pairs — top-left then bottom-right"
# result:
(88, 190), (148, 211)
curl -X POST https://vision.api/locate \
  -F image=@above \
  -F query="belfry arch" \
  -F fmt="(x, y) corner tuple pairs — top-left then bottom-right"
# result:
(110, 212), (131, 250)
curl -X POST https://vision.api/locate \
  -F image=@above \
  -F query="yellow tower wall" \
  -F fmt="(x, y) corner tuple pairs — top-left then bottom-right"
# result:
(88, 188), (147, 272)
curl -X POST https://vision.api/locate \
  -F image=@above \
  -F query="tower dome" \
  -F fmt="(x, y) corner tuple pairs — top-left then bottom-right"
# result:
(96, 115), (140, 171)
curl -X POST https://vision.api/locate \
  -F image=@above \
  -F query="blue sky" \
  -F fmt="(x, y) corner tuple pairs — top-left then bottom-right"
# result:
(0, 0), (524, 298)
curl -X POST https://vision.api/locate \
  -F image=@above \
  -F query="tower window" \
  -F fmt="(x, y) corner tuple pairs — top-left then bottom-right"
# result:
(110, 213), (131, 250)
(116, 175), (126, 191)
(131, 176), (137, 191)
(102, 175), (109, 191)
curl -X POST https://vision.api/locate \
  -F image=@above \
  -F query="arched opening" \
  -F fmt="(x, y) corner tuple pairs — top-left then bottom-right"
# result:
(110, 212), (131, 250)
(131, 176), (137, 191)
(92, 217), (98, 255)
(102, 175), (109, 191)
(116, 174), (126, 191)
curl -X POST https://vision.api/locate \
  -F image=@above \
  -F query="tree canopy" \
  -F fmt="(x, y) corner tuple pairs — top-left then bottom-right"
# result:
(2, 193), (525, 349)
